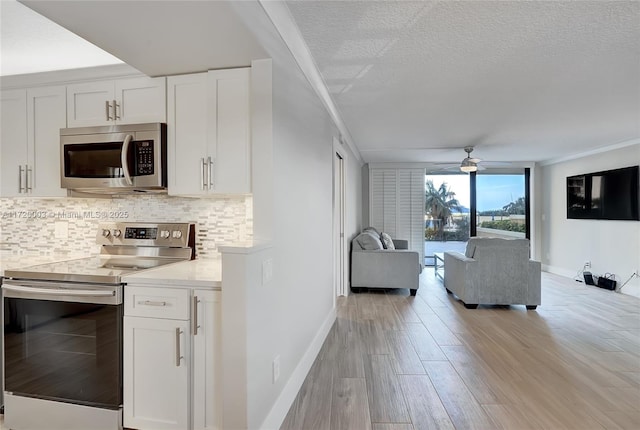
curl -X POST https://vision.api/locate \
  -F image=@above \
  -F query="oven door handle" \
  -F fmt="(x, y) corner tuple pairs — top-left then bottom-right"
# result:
(2, 284), (115, 298)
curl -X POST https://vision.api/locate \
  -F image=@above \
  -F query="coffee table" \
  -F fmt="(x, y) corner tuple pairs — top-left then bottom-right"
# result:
(434, 252), (444, 279)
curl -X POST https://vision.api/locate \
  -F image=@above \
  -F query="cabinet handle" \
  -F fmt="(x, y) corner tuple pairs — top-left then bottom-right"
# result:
(175, 327), (183, 367)
(106, 100), (113, 120)
(114, 100), (120, 120)
(26, 165), (32, 192)
(208, 157), (214, 190)
(201, 158), (207, 190)
(193, 296), (200, 335)
(138, 300), (167, 307)
(18, 165), (24, 193)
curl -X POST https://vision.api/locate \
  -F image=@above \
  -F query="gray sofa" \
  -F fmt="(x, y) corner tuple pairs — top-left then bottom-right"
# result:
(444, 237), (541, 309)
(351, 228), (422, 295)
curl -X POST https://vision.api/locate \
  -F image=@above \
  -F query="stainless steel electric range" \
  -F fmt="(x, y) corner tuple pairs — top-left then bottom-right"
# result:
(2, 222), (196, 430)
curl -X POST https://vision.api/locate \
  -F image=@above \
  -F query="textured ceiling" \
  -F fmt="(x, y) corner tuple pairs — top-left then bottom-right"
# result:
(286, 0), (640, 163)
(5, 1), (639, 165)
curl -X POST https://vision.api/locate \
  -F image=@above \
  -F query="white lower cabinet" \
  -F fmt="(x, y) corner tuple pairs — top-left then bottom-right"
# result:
(192, 290), (221, 430)
(124, 286), (221, 430)
(124, 317), (191, 430)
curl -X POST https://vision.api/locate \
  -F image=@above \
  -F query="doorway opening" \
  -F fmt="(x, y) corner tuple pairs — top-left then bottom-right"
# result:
(333, 144), (347, 297)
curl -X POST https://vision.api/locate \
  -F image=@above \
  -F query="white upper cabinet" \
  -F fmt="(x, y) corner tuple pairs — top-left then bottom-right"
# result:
(167, 68), (250, 196)
(1, 86), (66, 197)
(67, 76), (166, 127)
(27, 86), (68, 197)
(207, 68), (251, 194)
(0, 89), (28, 197)
(167, 72), (209, 196)
(116, 77), (167, 124)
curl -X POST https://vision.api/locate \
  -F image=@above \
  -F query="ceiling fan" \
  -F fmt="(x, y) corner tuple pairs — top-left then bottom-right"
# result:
(460, 146), (481, 172)
(430, 146), (486, 172)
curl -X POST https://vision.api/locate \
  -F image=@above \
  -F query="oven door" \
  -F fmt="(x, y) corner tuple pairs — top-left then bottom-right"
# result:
(2, 280), (123, 409)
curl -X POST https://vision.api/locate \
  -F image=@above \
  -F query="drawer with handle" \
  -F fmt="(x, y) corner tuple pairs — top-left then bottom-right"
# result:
(124, 286), (190, 320)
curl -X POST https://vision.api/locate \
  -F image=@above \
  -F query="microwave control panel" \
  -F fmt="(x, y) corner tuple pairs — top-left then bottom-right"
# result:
(134, 141), (154, 175)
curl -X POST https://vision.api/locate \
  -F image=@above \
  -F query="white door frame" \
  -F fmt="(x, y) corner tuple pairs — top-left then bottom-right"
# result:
(333, 137), (348, 298)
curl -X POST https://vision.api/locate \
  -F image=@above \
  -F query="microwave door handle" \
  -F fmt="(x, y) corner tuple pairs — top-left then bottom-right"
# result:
(121, 134), (134, 185)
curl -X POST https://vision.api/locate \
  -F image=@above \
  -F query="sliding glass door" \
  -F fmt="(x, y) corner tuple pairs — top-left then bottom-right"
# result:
(424, 174), (470, 266)
(424, 168), (530, 266)
(475, 170), (529, 239)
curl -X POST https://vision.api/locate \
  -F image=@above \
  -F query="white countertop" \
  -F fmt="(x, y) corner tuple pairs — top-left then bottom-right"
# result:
(0, 253), (89, 277)
(2, 253), (221, 289)
(122, 258), (221, 289)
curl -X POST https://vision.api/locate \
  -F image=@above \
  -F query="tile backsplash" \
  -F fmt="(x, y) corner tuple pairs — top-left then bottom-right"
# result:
(0, 195), (252, 259)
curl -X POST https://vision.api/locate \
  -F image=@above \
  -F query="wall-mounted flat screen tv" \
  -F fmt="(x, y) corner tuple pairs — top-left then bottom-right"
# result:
(567, 165), (639, 221)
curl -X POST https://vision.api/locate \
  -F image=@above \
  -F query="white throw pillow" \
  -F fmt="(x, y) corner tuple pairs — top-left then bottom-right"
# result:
(356, 232), (383, 250)
(380, 232), (395, 250)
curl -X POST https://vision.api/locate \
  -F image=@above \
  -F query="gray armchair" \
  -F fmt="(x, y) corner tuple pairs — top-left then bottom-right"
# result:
(444, 237), (541, 309)
(351, 230), (422, 295)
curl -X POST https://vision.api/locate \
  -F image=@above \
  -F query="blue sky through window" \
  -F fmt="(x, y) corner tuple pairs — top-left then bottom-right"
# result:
(426, 174), (524, 212)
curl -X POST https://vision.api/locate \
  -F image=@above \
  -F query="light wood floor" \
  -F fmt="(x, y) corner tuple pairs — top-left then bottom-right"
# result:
(281, 269), (640, 430)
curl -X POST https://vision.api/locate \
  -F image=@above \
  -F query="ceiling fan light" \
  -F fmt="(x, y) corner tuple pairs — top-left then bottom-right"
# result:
(460, 158), (477, 172)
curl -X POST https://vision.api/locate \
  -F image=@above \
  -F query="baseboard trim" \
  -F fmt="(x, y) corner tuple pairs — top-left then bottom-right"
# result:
(259, 306), (337, 430)
(542, 264), (576, 279)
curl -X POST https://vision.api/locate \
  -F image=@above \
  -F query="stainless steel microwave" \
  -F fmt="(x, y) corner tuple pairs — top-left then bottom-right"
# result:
(60, 123), (167, 194)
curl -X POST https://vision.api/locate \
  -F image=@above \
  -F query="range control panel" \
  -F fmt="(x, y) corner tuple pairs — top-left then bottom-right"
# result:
(97, 222), (194, 248)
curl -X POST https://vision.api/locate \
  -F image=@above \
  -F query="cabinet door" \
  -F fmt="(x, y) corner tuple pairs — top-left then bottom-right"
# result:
(167, 73), (209, 196)
(27, 86), (67, 197)
(115, 76), (166, 124)
(66, 81), (114, 127)
(192, 290), (222, 430)
(207, 68), (251, 194)
(0, 89), (28, 197)
(124, 316), (190, 430)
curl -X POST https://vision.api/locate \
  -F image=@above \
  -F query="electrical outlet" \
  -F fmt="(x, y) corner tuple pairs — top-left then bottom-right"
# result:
(584, 261), (591, 269)
(272, 355), (280, 383)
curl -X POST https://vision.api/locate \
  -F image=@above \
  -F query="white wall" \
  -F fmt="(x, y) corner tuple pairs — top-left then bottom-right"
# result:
(228, 3), (363, 429)
(539, 144), (640, 297)
(245, 54), (362, 428)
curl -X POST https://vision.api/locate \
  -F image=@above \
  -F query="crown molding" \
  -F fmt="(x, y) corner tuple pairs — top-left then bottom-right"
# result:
(539, 138), (640, 167)
(0, 64), (144, 89)
(257, 0), (363, 165)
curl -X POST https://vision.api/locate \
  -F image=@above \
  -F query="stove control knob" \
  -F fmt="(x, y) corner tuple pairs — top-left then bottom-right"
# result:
(113, 229), (122, 238)
(160, 230), (170, 239)
(172, 230), (183, 239)
(102, 229), (111, 238)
